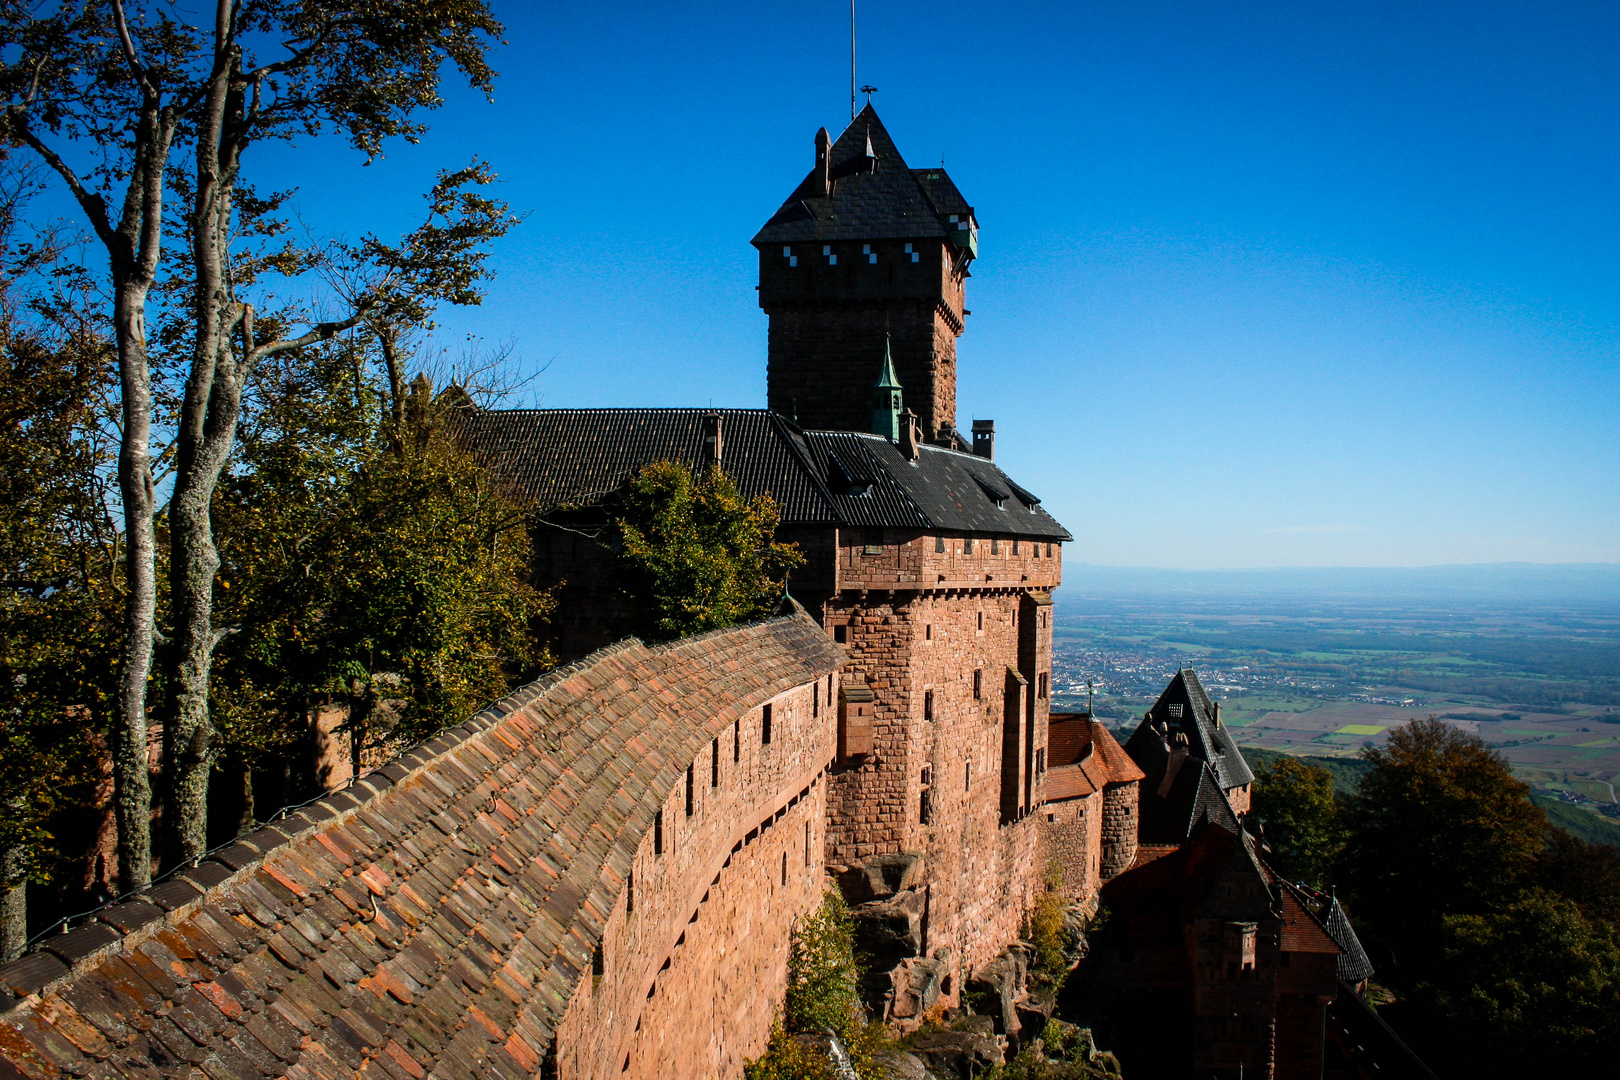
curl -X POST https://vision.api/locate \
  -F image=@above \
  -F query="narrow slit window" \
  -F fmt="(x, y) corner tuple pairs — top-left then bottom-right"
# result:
(925, 624), (933, 641)
(685, 764), (694, 816)
(924, 690), (934, 723)
(992, 538), (1000, 554)
(712, 737), (720, 787)
(804, 821), (811, 865)
(978, 612), (984, 631)
(834, 624), (848, 644)
(627, 868), (634, 914)
(964, 537), (974, 555)
(654, 809), (663, 855)
(973, 669), (983, 700)
(1013, 539), (1020, 555)
(592, 941), (605, 979)
(762, 703), (773, 745)
(813, 682), (820, 717)
(935, 534), (945, 553)
(782, 851), (788, 886)
(734, 718), (740, 762)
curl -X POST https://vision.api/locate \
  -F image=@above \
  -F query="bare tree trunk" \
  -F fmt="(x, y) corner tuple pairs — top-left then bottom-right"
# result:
(12, 79), (176, 892)
(111, 275), (157, 890)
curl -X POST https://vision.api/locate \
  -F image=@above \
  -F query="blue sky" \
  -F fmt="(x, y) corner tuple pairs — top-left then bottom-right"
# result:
(251, 1), (1620, 569)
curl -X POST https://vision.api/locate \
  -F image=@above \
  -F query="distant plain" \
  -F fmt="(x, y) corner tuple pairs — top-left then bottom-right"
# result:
(1052, 564), (1620, 836)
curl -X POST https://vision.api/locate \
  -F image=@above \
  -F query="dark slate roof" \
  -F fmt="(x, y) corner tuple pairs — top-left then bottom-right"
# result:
(1324, 895), (1375, 983)
(1125, 669), (1254, 791)
(1133, 750), (1242, 846)
(459, 407), (1072, 541)
(1100, 823), (1272, 948)
(0, 612), (845, 1078)
(753, 105), (975, 245)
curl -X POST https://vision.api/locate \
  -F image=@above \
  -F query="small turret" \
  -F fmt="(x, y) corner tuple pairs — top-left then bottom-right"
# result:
(872, 336), (903, 440)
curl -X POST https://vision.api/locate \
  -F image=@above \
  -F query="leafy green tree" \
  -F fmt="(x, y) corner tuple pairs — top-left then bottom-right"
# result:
(1533, 827), (1620, 926)
(212, 363), (550, 823)
(1251, 755), (1345, 889)
(614, 461), (803, 643)
(1342, 718), (1547, 977)
(1429, 889), (1620, 1071)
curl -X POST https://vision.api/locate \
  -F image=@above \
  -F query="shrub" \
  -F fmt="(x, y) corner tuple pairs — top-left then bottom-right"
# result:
(1029, 861), (1069, 980)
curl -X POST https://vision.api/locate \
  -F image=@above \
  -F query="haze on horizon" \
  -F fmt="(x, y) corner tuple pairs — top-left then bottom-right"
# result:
(241, 1), (1620, 570)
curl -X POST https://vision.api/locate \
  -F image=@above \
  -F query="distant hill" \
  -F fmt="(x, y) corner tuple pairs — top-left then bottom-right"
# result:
(1241, 744), (1620, 847)
(1061, 562), (1620, 607)
(1528, 791), (1620, 847)
(1241, 746), (1372, 797)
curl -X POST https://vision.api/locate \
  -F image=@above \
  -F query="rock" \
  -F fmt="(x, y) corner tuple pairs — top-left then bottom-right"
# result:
(904, 1030), (1003, 1079)
(888, 954), (948, 1021)
(834, 852), (926, 904)
(964, 944), (1032, 1035)
(1014, 987), (1058, 1046)
(874, 1050), (934, 1079)
(851, 888), (927, 972)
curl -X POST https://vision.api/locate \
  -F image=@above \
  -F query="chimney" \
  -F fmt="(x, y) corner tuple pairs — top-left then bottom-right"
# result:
(813, 127), (831, 196)
(898, 409), (921, 461)
(702, 412), (723, 464)
(1213, 701), (1222, 727)
(972, 419), (995, 460)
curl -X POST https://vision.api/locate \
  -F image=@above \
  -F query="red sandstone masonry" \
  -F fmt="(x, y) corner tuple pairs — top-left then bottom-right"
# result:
(0, 613), (843, 1080)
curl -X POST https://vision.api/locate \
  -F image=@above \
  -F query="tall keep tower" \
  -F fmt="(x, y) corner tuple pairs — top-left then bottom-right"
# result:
(753, 105), (978, 442)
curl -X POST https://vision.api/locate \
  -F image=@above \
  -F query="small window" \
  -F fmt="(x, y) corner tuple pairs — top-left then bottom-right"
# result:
(935, 535), (945, 553)
(965, 761), (972, 790)
(712, 737), (719, 787)
(863, 528), (883, 555)
(977, 612), (984, 631)
(1047, 543), (1054, 557)
(685, 764), (694, 816)
(804, 821), (811, 865)
(813, 682), (820, 717)
(734, 718), (741, 762)
(654, 809), (664, 855)
(920, 788), (933, 825)
(834, 624), (848, 644)
(924, 690), (934, 723)
(627, 868), (634, 914)
(1037, 748), (1047, 774)
(1013, 539), (1020, 555)
(592, 941), (605, 980)
(782, 851), (788, 886)
(964, 537), (974, 555)
(762, 703), (773, 745)
(1033, 544), (1041, 559)
(973, 669), (983, 700)
(992, 538), (1000, 555)
(1168, 703), (1184, 719)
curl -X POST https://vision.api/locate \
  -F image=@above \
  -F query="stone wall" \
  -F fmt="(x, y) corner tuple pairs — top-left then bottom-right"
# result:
(555, 680), (834, 1080)
(0, 614), (844, 1080)
(1100, 783), (1140, 880)
(759, 238), (964, 440)
(1037, 793), (1103, 902)
(824, 582), (1049, 990)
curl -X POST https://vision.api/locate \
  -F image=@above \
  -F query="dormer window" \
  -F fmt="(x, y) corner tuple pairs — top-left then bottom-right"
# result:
(863, 243), (877, 264)
(1168, 703), (1184, 719)
(905, 242), (919, 264)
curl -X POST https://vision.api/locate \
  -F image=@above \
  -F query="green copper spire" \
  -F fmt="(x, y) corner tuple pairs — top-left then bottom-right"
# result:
(872, 335), (903, 440)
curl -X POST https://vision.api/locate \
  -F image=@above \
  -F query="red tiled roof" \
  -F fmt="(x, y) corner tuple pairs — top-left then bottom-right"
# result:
(1045, 716), (1145, 803)
(1279, 889), (1342, 955)
(0, 613), (844, 1079)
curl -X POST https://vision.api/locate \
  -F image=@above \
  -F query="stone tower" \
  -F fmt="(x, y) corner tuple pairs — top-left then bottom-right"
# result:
(753, 104), (978, 443)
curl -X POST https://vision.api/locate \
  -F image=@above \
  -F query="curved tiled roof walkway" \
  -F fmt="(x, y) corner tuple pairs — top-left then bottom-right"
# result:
(0, 612), (843, 1080)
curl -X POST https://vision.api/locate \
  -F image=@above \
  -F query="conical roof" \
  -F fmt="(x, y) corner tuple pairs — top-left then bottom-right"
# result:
(753, 104), (975, 245)
(874, 335), (902, 389)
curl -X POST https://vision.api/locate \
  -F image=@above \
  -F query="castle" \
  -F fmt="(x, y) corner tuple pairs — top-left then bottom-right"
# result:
(0, 107), (1414, 1080)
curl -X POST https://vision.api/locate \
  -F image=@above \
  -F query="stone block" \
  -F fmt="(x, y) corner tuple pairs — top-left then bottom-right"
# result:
(834, 852), (925, 904)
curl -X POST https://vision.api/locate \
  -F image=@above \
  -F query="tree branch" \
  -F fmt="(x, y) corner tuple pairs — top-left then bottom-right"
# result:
(111, 0), (157, 99)
(6, 116), (116, 251)
(249, 305), (371, 364)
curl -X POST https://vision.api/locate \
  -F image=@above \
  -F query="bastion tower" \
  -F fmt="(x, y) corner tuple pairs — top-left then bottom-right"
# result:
(753, 104), (978, 443)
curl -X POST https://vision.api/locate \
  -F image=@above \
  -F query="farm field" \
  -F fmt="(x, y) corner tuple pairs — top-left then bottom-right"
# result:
(1050, 567), (1620, 826)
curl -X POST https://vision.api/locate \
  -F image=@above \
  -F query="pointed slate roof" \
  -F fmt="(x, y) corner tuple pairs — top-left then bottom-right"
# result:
(458, 408), (1072, 541)
(753, 105), (976, 245)
(1125, 669), (1254, 792)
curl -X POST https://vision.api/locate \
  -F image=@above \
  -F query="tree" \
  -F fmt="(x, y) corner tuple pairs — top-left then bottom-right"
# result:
(1250, 755), (1345, 889)
(211, 365), (549, 820)
(0, 0), (199, 891)
(613, 461), (804, 643)
(1341, 717), (1547, 977)
(164, 0), (504, 865)
(1429, 889), (1620, 1072)
(1533, 827), (1620, 926)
